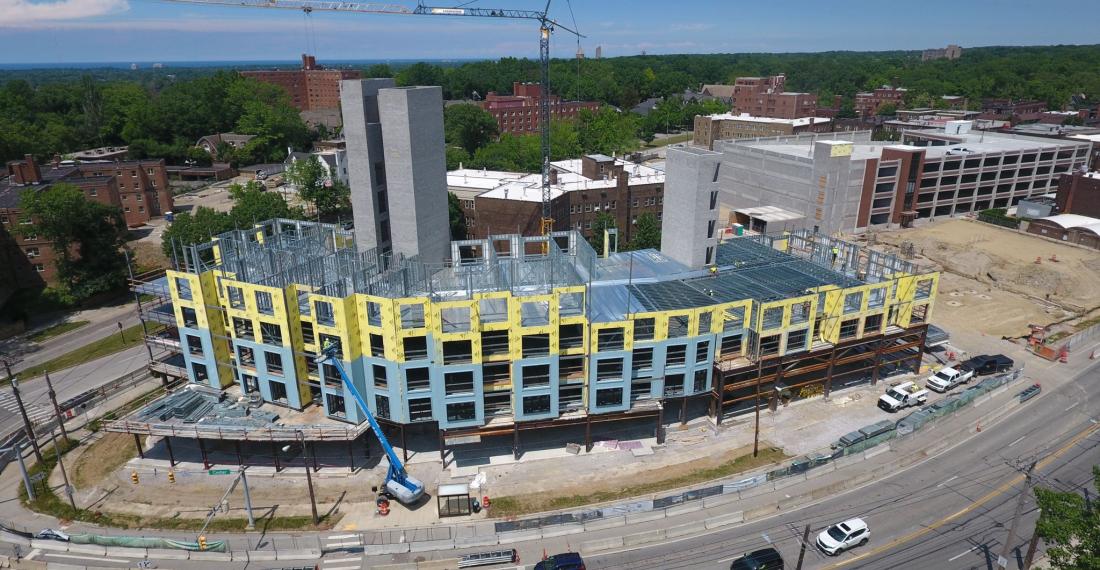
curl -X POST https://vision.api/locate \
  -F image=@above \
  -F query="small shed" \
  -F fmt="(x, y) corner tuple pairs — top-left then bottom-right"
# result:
(437, 484), (472, 517)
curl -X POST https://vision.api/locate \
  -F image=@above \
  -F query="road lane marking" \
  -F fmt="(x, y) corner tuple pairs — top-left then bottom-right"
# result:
(825, 422), (1100, 569)
(327, 534), (359, 539)
(1008, 435), (1027, 447)
(948, 545), (978, 561)
(326, 556), (361, 563)
(1064, 402), (1079, 412)
(936, 475), (958, 488)
(46, 553), (131, 563)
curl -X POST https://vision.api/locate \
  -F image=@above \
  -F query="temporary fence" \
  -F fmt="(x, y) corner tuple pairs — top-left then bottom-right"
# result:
(69, 533), (227, 553)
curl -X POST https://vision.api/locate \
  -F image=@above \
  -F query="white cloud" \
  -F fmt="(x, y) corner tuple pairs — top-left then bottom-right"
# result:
(0, 0), (129, 25)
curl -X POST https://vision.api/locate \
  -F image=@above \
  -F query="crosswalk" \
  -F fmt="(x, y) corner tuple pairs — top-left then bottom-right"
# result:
(321, 554), (364, 570)
(0, 391), (54, 424)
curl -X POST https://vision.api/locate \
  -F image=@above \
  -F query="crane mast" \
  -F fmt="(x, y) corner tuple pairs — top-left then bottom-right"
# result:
(159, 0), (580, 236)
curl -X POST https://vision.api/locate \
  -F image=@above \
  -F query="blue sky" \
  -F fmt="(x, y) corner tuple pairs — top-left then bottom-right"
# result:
(1, 0), (1097, 64)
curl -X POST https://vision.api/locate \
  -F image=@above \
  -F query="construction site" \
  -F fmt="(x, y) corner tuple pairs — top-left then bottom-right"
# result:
(861, 218), (1100, 348)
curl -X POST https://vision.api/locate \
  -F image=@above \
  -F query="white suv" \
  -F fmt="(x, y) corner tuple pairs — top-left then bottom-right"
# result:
(816, 518), (869, 555)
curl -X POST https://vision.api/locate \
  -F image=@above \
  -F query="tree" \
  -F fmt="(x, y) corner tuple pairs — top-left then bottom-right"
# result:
(365, 63), (393, 78)
(589, 212), (617, 255)
(161, 206), (234, 260)
(228, 181), (304, 228)
(20, 183), (128, 301)
(285, 156), (350, 219)
(575, 108), (638, 156)
(447, 192), (467, 241)
(446, 146), (470, 171)
(444, 104), (500, 155)
(876, 103), (898, 116)
(1034, 466), (1100, 570)
(837, 98), (857, 119)
(629, 212), (661, 250)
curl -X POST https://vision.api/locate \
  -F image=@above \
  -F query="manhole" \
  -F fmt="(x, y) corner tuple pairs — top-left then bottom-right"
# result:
(946, 300), (964, 307)
(977, 294), (992, 300)
(949, 291), (964, 297)
(965, 289), (979, 295)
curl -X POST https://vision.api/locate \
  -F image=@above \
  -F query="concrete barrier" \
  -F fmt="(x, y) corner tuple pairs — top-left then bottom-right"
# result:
(811, 480), (847, 500)
(104, 546), (146, 558)
(541, 525), (585, 539)
(832, 454), (864, 469)
(365, 543), (412, 555)
(773, 475), (807, 491)
(665, 501), (703, 517)
(417, 558), (461, 570)
(702, 493), (741, 509)
(29, 540), (68, 552)
(704, 510), (744, 530)
(454, 535), (500, 549)
(189, 551), (232, 562)
(583, 516), (626, 531)
(497, 529), (542, 545)
(276, 548), (323, 560)
(738, 482), (776, 499)
(374, 564), (419, 570)
(864, 445), (891, 459)
(146, 548), (189, 561)
(65, 544), (107, 556)
(665, 521), (706, 539)
(806, 464), (835, 479)
(778, 491), (814, 510)
(409, 539), (455, 553)
(625, 510), (666, 524)
(623, 529), (665, 547)
(243, 550), (277, 561)
(743, 503), (779, 521)
(580, 536), (624, 553)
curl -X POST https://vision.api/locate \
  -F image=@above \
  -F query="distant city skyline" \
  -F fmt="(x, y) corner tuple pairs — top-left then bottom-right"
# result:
(2, 0), (1099, 65)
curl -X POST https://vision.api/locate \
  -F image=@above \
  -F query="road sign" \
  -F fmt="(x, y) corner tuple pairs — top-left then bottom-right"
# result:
(997, 555), (1008, 568)
(208, 469), (232, 475)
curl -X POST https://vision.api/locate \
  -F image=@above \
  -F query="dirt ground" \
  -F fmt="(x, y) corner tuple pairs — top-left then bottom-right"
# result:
(71, 432), (137, 489)
(869, 219), (1100, 337)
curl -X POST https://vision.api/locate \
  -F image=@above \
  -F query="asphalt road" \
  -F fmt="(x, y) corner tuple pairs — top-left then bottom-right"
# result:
(587, 361), (1099, 570)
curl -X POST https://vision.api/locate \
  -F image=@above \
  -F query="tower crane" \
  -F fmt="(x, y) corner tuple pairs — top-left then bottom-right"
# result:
(162, 0), (582, 238)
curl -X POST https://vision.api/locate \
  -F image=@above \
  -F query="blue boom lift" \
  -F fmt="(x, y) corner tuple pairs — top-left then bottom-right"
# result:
(317, 343), (425, 504)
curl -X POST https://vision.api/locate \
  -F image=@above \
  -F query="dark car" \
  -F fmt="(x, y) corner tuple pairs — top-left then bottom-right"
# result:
(964, 354), (1014, 376)
(731, 547), (784, 570)
(533, 552), (586, 570)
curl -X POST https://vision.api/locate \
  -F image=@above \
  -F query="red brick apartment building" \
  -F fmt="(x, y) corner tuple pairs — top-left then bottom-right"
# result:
(1056, 170), (1100, 218)
(480, 82), (600, 135)
(1, 155), (172, 287)
(240, 54), (361, 112)
(450, 155), (665, 244)
(855, 86), (907, 117)
(729, 75), (819, 119)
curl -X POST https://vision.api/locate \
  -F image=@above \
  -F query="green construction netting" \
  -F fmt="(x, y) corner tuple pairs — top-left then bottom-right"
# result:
(68, 534), (228, 552)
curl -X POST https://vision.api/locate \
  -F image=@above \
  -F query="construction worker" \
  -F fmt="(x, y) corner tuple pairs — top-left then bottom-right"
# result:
(831, 246), (839, 264)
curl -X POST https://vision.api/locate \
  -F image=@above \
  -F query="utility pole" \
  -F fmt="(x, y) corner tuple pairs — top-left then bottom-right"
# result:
(999, 462), (1036, 568)
(1022, 519), (1041, 570)
(5, 361), (43, 463)
(299, 433), (319, 524)
(239, 467), (256, 530)
(50, 431), (76, 510)
(44, 373), (68, 442)
(11, 444), (35, 501)
(795, 523), (812, 570)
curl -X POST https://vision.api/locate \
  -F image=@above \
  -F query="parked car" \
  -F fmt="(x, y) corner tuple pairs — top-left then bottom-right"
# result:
(962, 354), (1014, 376)
(816, 518), (869, 555)
(35, 528), (70, 542)
(533, 552), (586, 570)
(925, 366), (974, 393)
(730, 547), (785, 569)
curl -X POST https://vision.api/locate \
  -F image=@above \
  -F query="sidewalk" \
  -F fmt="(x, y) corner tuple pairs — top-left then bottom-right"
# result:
(1, 300), (139, 374)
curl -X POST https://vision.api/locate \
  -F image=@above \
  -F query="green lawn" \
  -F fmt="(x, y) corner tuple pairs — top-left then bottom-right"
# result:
(643, 132), (693, 148)
(12, 322), (164, 381)
(28, 320), (90, 343)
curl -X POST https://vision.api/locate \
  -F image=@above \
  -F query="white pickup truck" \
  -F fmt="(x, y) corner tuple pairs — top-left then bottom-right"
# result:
(878, 381), (929, 412)
(925, 366), (974, 393)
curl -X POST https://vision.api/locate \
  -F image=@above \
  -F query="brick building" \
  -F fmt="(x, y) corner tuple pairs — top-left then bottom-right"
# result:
(240, 54), (361, 113)
(0, 155), (173, 289)
(693, 113), (832, 150)
(480, 82), (600, 135)
(449, 155), (664, 243)
(1027, 213), (1100, 249)
(855, 87), (908, 117)
(1055, 170), (1100, 218)
(728, 75), (818, 120)
(921, 44), (962, 62)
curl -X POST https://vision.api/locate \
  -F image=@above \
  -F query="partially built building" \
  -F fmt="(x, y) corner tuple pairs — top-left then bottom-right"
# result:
(111, 219), (937, 462)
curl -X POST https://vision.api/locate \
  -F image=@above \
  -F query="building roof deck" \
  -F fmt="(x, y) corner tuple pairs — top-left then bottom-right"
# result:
(177, 220), (923, 319)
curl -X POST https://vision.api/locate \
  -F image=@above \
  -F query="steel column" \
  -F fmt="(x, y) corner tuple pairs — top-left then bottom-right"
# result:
(165, 436), (176, 466)
(134, 434), (144, 459)
(198, 438), (210, 469)
(584, 416), (592, 453)
(271, 440), (281, 472)
(512, 423), (520, 460)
